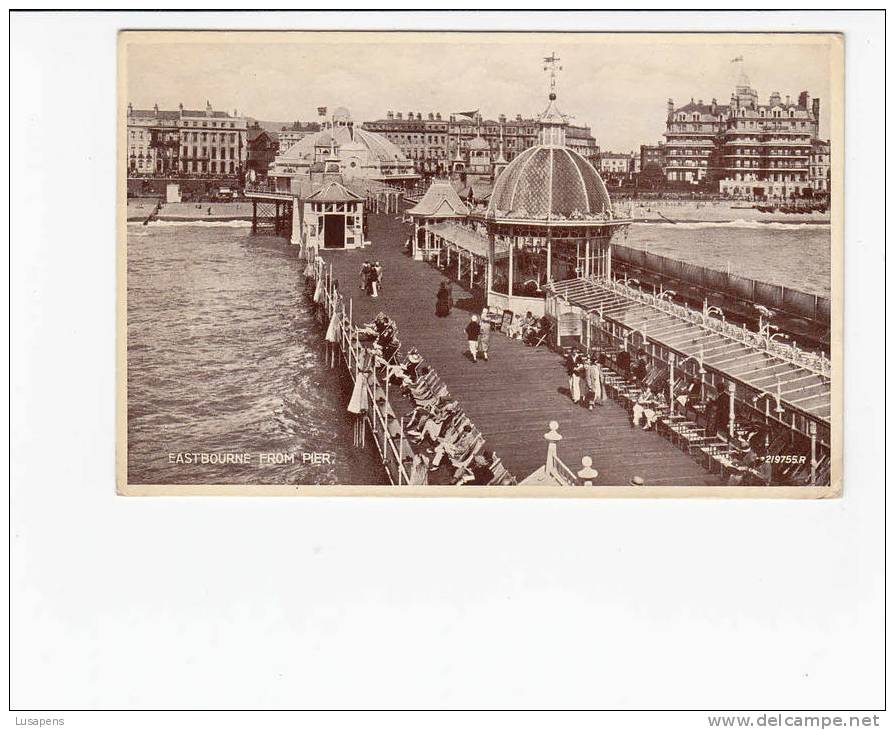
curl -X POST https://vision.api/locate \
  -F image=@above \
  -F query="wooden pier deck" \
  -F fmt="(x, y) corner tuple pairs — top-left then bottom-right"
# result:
(321, 212), (722, 487)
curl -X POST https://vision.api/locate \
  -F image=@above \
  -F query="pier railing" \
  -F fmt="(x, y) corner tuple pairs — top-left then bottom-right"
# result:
(311, 256), (413, 486)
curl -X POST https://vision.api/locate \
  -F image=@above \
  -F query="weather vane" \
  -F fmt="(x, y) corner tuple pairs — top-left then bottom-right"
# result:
(543, 51), (562, 100)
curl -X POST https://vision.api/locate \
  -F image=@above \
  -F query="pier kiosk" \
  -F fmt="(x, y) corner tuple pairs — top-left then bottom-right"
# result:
(481, 86), (630, 317)
(406, 180), (469, 260)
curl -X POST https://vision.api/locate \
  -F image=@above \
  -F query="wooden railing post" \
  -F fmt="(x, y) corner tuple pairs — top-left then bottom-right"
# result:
(544, 420), (562, 477)
(577, 456), (598, 486)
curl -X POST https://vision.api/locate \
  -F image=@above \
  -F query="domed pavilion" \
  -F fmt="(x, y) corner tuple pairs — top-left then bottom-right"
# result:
(269, 107), (418, 184)
(481, 87), (630, 315)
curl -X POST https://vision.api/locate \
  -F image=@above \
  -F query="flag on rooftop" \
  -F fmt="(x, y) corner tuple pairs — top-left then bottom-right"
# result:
(731, 55), (743, 63)
(455, 110), (478, 120)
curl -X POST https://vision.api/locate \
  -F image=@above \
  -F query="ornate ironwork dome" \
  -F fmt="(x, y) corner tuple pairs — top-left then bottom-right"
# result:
(486, 145), (613, 220)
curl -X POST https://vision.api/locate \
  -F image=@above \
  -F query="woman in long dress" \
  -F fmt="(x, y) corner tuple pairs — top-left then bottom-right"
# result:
(435, 282), (450, 317)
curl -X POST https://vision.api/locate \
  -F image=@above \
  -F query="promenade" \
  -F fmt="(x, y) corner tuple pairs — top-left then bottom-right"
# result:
(321, 211), (722, 487)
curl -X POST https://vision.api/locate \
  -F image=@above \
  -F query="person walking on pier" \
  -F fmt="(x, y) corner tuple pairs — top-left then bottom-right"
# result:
(368, 262), (380, 298)
(465, 315), (481, 362)
(477, 308), (491, 361)
(373, 261), (384, 293)
(435, 281), (451, 317)
(360, 260), (371, 291)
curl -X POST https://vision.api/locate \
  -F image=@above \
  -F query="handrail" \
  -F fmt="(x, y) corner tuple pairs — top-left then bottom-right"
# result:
(312, 254), (412, 486)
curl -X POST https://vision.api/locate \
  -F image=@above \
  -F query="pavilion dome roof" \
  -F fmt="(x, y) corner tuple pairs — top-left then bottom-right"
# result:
(487, 145), (612, 221)
(281, 124), (410, 165)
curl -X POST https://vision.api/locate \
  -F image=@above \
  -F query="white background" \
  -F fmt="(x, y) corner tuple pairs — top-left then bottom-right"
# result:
(7, 9), (887, 725)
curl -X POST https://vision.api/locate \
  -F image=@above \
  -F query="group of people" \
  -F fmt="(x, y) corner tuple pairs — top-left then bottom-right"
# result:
(355, 312), (401, 366)
(464, 310), (493, 362)
(565, 350), (608, 409)
(400, 363), (510, 486)
(359, 260), (383, 298)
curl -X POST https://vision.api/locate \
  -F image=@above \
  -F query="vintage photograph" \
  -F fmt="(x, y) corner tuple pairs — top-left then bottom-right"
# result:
(118, 31), (842, 495)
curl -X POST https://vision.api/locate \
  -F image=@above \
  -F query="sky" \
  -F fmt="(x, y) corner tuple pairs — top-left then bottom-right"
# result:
(124, 32), (837, 153)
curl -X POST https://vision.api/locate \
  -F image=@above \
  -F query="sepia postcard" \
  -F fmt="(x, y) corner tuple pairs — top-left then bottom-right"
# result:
(117, 30), (843, 497)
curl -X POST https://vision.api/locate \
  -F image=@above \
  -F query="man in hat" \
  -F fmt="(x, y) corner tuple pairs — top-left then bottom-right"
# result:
(465, 315), (481, 362)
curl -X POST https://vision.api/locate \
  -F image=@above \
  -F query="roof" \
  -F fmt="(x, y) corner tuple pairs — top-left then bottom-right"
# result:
(547, 278), (831, 423)
(130, 109), (181, 121)
(673, 101), (730, 115)
(247, 126), (274, 144)
(467, 136), (490, 151)
(407, 180), (469, 218)
(304, 181), (365, 202)
(487, 145), (613, 221)
(423, 222), (503, 260)
(280, 124), (411, 165)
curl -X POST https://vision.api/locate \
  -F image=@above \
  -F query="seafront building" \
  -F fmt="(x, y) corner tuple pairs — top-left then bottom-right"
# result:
(810, 139), (831, 194)
(126, 101), (248, 175)
(362, 110), (600, 175)
(663, 69), (822, 198)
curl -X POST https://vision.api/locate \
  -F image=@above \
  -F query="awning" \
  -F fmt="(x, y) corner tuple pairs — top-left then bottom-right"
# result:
(424, 222), (508, 261)
(546, 278), (832, 425)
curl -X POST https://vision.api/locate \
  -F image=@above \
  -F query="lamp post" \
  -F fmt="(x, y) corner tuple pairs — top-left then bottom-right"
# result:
(809, 422), (818, 486)
(727, 382), (737, 438)
(668, 352), (676, 416)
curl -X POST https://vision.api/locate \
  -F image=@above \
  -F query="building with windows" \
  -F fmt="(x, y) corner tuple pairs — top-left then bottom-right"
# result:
(246, 123), (278, 178)
(809, 138), (831, 195)
(664, 71), (822, 198)
(663, 98), (726, 184)
(277, 122), (322, 154)
(599, 152), (634, 176)
(363, 110), (600, 175)
(126, 101), (248, 175)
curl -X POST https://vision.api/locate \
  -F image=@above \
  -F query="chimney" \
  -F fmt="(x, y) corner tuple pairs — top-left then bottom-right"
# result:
(698, 98), (703, 106)
(428, 112), (434, 120)
(153, 102), (158, 113)
(178, 102), (183, 114)
(386, 110), (394, 119)
(711, 97), (717, 114)
(769, 91), (781, 106)
(396, 112), (402, 119)
(206, 100), (212, 114)
(516, 113), (523, 121)
(798, 91), (809, 109)
(407, 110), (413, 120)
(812, 97), (820, 121)
(785, 95), (790, 107)
(436, 112), (441, 120)
(417, 112), (422, 120)
(498, 113), (506, 123)
(127, 102), (133, 116)
(667, 98), (674, 115)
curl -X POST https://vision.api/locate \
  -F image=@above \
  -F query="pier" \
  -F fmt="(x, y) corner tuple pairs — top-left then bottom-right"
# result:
(317, 211), (723, 487)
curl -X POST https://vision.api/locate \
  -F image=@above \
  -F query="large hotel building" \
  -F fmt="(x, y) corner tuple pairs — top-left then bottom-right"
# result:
(126, 101), (248, 175)
(664, 73), (823, 199)
(362, 110), (599, 174)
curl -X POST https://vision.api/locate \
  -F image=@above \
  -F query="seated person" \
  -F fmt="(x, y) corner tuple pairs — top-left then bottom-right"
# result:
(429, 424), (477, 470)
(632, 387), (660, 430)
(632, 352), (648, 384)
(456, 450), (496, 486)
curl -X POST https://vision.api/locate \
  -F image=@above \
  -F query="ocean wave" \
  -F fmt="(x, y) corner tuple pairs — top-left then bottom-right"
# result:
(131, 219), (253, 228)
(633, 218), (830, 231)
